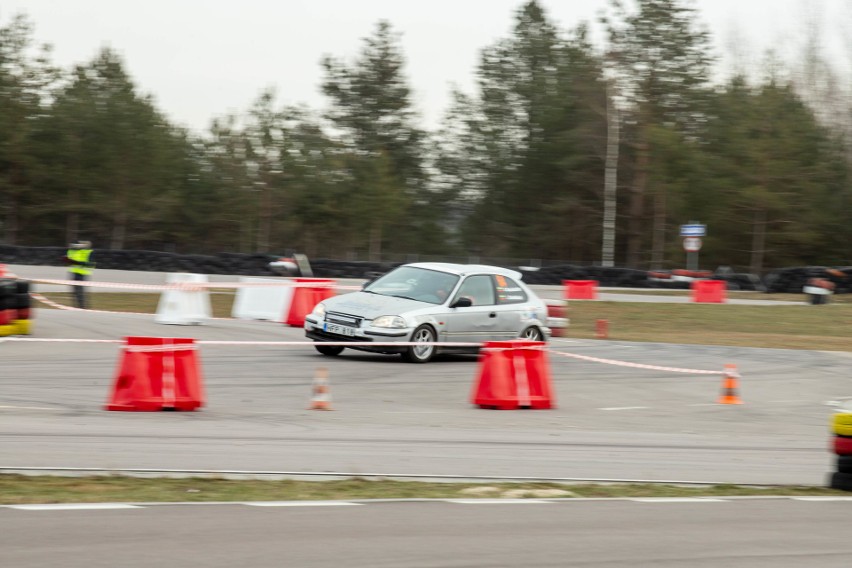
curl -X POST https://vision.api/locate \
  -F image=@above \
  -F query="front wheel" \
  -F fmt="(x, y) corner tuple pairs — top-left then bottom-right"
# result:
(402, 325), (436, 363)
(521, 326), (544, 341)
(315, 344), (345, 357)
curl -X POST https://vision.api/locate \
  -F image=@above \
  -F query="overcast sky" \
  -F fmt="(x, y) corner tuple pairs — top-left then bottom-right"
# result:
(2, 0), (849, 133)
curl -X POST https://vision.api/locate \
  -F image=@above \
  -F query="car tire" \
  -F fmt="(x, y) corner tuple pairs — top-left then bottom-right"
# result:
(315, 344), (345, 357)
(521, 326), (544, 341)
(403, 325), (436, 363)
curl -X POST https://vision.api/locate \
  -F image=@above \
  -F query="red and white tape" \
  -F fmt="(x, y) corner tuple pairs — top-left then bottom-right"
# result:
(125, 343), (197, 353)
(548, 349), (719, 375)
(31, 293), (153, 316)
(20, 276), (359, 291)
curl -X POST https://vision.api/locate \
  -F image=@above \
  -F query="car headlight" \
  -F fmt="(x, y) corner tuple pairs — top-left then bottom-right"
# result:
(371, 315), (407, 329)
(311, 303), (326, 318)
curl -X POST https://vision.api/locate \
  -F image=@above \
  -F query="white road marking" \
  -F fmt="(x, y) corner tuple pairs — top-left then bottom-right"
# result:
(245, 501), (361, 507)
(0, 405), (58, 411)
(447, 499), (550, 504)
(791, 497), (852, 502)
(4, 497), (852, 510)
(599, 406), (648, 411)
(631, 498), (728, 503)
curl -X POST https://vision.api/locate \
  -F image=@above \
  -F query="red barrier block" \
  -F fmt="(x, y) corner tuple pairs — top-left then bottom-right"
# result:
(563, 280), (598, 300)
(106, 337), (204, 411)
(286, 278), (336, 327)
(471, 340), (555, 410)
(691, 279), (726, 303)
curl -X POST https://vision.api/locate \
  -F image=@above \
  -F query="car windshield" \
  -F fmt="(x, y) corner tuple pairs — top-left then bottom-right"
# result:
(364, 266), (460, 305)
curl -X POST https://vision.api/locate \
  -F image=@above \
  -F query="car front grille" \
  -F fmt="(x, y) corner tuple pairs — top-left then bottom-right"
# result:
(325, 311), (364, 328)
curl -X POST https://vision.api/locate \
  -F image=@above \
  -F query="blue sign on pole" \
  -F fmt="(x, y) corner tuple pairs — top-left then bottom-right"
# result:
(680, 224), (706, 237)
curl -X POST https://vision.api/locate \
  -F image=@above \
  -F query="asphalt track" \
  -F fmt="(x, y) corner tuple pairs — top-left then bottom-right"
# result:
(5, 498), (852, 568)
(1, 265), (848, 486)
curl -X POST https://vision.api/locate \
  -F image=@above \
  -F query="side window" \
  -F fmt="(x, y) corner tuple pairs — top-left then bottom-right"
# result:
(456, 275), (495, 306)
(495, 275), (528, 305)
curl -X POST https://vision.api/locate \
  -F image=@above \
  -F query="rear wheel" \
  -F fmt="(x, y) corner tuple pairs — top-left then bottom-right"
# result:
(315, 344), (344, 357)
(403, 325), (436, 363)
(521, 326), (543, 341)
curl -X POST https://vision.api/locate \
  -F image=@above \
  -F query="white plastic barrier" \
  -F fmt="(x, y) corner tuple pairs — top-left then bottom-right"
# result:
(231, 277), (293, 322)
(155, 273), (211, 325)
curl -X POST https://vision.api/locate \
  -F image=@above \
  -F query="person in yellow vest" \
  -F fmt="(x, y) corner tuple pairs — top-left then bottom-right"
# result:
(66, 240), (94, 309)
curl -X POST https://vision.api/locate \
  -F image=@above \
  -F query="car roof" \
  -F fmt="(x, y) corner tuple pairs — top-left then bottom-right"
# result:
(404, 262), (522, 280)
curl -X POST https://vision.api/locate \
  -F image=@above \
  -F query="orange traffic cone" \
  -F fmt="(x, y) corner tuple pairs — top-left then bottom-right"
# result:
(309, 367), (333, 410)
(717, 364), (743, 405)
(595, 319), (609, 339)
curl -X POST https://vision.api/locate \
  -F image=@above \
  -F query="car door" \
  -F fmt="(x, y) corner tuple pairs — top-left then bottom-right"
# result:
(492, 275), (531, 338)
(440, 274), (500, 343)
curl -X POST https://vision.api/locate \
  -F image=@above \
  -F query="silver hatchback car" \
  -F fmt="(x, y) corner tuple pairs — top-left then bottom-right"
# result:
(304, 262), (551, 363)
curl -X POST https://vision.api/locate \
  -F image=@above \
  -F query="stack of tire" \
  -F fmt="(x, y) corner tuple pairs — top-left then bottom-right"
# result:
(829, 412), (852, 491)
(0, 278), (32, 336)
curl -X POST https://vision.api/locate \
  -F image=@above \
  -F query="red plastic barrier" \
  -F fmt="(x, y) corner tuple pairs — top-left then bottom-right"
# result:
(563, 280), (598, 300)
(286, 278), (336, 327)
(691, 279), (726, 303)
(471, 340), (555, 410)
(106, 336), (204, 411)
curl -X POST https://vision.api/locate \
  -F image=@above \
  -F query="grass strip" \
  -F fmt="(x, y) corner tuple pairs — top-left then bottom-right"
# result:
(0, 475), (845, 504)
(566, 301), (852, 351)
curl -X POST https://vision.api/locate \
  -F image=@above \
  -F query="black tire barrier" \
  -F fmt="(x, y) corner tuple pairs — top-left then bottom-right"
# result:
(14, 293), (30, 310)
(764, 266), (852, 294)
(0, 279), (16, 309)
(829, 471), (852, 491)
(1, 244), (848, 293)
(836, 455), (852, 475)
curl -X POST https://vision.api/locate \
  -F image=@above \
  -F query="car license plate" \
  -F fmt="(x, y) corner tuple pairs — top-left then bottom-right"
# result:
(324, 322), (355, 336)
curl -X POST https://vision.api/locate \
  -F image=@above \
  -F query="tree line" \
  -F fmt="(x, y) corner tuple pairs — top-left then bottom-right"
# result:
(1, 1), (850, 273)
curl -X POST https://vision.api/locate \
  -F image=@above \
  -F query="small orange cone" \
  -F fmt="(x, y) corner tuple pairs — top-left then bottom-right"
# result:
(309, 367), (333, 410)
(717, 364), (743, 405)
(595, 319), (609, 339)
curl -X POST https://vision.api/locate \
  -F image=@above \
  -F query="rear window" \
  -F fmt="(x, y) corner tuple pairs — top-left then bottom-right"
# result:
(494, 275), (528, 305)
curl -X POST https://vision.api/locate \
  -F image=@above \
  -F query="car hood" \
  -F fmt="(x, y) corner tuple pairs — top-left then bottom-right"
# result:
(321, 291), (435, 320)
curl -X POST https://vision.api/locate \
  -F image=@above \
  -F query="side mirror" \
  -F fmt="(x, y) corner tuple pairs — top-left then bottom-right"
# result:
(450, 297), (472, 308)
